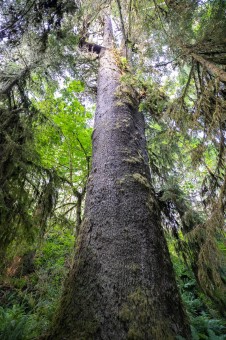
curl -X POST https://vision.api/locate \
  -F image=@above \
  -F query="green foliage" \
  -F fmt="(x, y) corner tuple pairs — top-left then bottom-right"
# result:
(0, 305), (28, 340)
(169, 238), (226, 339)
(1, 233), (225, 339)
(0, 78), (92, 267)
(34, 79), (92, 186)
(184, 291), (226, 340)
(0, 225), (74, 339)
(35, 226), (74, 269)
(0, 0), (225, 337)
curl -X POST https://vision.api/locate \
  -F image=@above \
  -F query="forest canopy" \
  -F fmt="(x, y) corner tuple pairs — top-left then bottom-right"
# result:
(0, 0), (225, 339)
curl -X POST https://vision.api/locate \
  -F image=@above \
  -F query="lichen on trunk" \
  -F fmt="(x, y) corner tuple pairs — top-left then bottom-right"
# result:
(45, 17), (191, 340)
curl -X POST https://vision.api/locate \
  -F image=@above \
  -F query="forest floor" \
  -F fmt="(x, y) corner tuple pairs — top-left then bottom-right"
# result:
(0, 227), (225, 340)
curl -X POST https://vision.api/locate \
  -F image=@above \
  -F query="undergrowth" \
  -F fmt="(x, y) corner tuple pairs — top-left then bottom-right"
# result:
(170, 237), (226, 340)
(0, 228), (225, 339)
(0, 225), (74, 339)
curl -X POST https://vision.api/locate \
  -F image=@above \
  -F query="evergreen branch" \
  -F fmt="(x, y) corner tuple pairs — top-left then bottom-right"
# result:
(181, 60), (194, 102)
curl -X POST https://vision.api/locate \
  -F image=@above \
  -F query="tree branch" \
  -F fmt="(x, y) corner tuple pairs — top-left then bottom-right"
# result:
(116, 0), (127, 48)
(183, 46), (226, 83)
(79, 38), (104, 55)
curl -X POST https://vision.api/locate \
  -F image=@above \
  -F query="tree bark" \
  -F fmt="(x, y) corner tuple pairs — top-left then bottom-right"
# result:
(46, 17), (191, 340)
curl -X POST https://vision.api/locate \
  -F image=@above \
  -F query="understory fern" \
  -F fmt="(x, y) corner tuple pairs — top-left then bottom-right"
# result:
(0, 305), (28, 340)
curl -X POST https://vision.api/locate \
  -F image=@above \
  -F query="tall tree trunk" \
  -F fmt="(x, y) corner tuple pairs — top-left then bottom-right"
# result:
(46, 17), (191, 340)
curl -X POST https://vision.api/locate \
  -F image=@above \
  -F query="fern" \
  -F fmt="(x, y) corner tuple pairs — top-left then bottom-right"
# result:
(0, 305), (28, 340)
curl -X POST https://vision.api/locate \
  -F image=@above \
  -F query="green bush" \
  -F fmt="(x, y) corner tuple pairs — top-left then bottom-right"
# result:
(0, 224), (74, 339)
(170, 244), (226, 339)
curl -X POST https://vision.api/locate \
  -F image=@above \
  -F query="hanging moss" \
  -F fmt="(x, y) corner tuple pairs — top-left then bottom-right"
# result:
(123, 153), (143, 164)
(132, 173), (151, 189)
